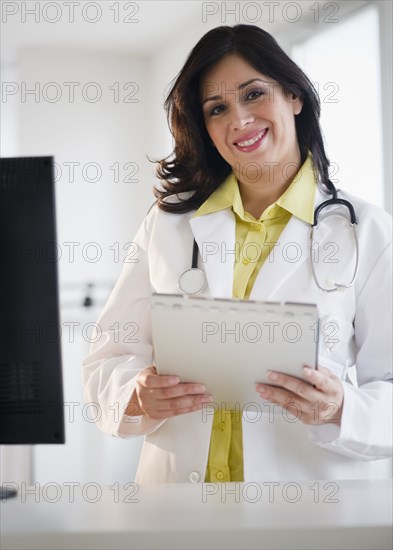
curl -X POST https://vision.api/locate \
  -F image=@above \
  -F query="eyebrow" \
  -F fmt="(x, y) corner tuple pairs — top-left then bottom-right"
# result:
(201, 78), (267, 106)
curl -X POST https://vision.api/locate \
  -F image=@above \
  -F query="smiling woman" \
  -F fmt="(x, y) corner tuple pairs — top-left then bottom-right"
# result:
(82, 24), (393, 485)
(153, 25), (328, 215)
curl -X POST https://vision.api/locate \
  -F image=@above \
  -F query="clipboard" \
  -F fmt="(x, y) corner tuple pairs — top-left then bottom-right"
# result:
(151, 293), (319, 410)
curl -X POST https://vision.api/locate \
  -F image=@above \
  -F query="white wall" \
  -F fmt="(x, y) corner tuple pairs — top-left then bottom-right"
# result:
(15, 47), (154, 285)
(147, 21), (216, 162)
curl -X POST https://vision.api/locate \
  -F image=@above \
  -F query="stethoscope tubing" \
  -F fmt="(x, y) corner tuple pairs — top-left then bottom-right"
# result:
(178, 180), (359, 295)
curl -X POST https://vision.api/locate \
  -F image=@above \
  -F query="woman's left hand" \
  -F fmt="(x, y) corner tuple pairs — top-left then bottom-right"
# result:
(256, 366), (344, 425)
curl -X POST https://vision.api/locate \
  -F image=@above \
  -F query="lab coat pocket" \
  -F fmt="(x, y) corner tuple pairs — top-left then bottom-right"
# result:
(318, 314), (356, 379)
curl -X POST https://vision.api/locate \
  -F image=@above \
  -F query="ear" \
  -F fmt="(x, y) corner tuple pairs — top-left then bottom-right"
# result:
(292, 93), (303, 116)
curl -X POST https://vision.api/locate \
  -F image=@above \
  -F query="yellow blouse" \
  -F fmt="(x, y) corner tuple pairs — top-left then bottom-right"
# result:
(192, 154), (316, 482)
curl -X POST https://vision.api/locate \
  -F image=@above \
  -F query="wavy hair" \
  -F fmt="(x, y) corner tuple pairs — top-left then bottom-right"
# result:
(153, 24), (330, 213)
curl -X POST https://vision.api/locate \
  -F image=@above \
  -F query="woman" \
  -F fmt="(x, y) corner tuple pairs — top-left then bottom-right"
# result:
(82, 25), (392, 483)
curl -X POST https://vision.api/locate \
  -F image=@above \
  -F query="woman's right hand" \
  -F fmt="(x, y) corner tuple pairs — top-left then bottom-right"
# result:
(125, 366), (213, 419)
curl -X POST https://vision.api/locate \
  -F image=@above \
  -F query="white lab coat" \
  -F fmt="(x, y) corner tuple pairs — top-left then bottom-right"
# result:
(82, 186), (393, 483)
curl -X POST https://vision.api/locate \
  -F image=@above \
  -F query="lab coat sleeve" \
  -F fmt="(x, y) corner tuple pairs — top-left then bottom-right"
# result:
(308, 239), (393, 459)
(82, 205), (167, 438)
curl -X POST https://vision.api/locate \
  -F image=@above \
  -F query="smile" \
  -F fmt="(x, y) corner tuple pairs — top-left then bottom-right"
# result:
(234, 128), (269, 151)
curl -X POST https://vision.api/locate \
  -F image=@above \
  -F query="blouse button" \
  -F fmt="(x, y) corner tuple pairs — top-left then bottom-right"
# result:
(216, 471), (224, 480)
(189, 471), (200, 483)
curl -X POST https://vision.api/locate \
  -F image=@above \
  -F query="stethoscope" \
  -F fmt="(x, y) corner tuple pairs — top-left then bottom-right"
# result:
(177, 180), (359, 296)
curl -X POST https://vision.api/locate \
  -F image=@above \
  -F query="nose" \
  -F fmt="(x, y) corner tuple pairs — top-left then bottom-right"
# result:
(229, 103), (255, 132)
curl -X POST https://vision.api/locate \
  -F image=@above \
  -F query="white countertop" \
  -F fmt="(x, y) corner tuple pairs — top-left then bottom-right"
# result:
(1, 480), (392, 549)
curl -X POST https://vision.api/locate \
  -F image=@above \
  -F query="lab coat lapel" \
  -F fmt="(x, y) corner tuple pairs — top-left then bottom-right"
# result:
(189, 209), (235, 298)
(249, 187), (332, 301)
(249, 215), (310, 300)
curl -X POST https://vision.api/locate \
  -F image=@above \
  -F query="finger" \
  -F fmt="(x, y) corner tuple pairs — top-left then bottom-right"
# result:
(302, 366), (341, 393)
(255, 381), (299, 405)
(313, 365), (338, 379)
(155, 383), (208, 400)
(264, 370), (321, 401)
(140, 372), (180, 389)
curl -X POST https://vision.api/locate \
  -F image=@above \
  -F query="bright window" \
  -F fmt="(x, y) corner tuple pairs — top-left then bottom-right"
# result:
(292, 5), (384, 208)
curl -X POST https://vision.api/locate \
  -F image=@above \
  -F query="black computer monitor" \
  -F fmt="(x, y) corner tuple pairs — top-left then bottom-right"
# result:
(0, 156), (65, 497)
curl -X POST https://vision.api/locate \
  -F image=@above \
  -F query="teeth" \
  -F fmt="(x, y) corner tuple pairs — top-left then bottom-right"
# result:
(237, 129), (266, 147)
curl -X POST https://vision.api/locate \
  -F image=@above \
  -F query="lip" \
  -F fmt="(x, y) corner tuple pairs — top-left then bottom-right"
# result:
(233, 128), (269, 152)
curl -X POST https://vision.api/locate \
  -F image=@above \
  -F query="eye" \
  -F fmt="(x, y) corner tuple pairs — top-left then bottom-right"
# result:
(208, 104), (226, 117)
(245, 88), (265, 101)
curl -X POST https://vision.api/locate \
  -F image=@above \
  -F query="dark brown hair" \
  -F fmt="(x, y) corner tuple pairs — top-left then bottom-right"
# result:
(153, 24), (330, 213)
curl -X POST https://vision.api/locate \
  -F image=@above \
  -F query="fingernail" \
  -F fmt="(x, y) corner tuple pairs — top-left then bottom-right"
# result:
(201, 396), (213, 403)
(169, 376), (180, 384)
(258, 385), (267, 393)
(303, 367), (312, 377)
(196, 385), (206, 393)
(268, 371), (278, 381)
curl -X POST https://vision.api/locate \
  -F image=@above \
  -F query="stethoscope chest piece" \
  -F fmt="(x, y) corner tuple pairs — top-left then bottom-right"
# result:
(178, 267), (207, 296)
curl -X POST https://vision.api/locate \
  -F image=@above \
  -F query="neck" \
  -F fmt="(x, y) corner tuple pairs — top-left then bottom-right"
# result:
(233, 153), (302, 218)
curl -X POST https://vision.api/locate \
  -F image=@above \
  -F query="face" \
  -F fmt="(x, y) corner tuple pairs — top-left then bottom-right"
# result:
(200, 54), (303, 179)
